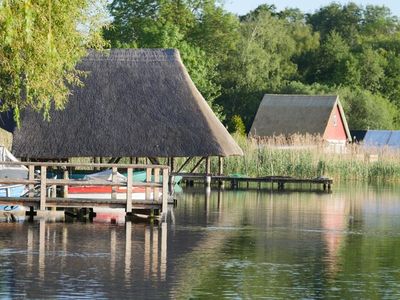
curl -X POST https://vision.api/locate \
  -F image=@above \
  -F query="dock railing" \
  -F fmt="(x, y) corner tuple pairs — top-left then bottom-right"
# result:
(0, 162), (170, 219)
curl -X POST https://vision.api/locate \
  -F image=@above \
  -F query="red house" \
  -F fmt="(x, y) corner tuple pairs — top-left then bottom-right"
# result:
(249, 94), (352, 148)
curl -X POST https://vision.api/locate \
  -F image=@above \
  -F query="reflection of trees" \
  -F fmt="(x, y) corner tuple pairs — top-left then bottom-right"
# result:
(173, 186), (400, 298)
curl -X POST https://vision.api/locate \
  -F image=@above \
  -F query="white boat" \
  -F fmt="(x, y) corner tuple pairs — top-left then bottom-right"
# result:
(0, 147), (28, 208)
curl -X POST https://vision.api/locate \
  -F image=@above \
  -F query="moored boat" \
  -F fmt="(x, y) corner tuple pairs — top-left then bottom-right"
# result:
(0, 147), (29, 217)
(67, 169), (160, 200)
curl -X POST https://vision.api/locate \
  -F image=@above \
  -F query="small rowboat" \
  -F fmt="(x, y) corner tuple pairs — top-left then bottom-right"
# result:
(67, 169), (160, 200)
(68, 186), (151, 200)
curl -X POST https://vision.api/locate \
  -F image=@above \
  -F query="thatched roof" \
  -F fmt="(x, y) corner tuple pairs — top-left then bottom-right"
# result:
(7, 49), (242, 159)
(250, 94), (351, 139)
(0, 127), (12, 150)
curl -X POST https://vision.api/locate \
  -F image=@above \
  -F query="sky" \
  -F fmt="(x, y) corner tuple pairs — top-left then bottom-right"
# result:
(224, 1), (400, 17)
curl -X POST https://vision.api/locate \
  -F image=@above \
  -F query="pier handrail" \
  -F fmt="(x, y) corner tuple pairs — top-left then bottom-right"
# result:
(0, 161), (170, 219)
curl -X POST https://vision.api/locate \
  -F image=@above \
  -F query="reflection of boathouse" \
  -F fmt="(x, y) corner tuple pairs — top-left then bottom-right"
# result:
(1, 49), (242, 173)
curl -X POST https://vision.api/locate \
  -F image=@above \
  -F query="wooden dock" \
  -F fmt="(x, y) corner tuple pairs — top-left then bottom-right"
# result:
(0, 162), (170, 220)
(173, 173), (333, 192)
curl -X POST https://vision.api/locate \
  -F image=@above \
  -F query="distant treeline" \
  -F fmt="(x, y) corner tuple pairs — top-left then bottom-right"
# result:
(104, 1), (400, 132)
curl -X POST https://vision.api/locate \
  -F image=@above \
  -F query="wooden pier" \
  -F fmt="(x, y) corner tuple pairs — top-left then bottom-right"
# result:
(0, 162), (170, 220)
(174, 173), (333, 192)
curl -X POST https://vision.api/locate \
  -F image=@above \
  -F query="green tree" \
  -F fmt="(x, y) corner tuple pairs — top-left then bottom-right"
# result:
(0, 0), (108, 125)
(217, 10), (297, 128)
(307, 2), (362, 44)
(105, 0), (238, 117)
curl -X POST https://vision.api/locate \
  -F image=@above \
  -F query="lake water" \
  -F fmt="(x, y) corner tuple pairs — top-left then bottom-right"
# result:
(0, 184), (400, 299)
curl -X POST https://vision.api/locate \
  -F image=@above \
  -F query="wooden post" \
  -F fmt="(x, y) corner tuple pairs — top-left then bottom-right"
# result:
(218, 156), (224, 188)
(40, 166), (47, 211)
(162, 168), (168, 220)
(146, 167), (151, 200)
(126, 167), (132, 214)
(63, 169), (69, 198)
(112, 167), (118, 200)
(205, 157), (211, 175)
(170, 157), (175, 173)
(154, 168), (160, 201)
(218, 156), (224, 175)
(28, 165), (34, 198)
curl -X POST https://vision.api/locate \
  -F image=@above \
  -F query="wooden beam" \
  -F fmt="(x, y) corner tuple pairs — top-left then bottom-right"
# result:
(148, 157), (160, 165)
(189, 157), (205, 173)
(176, 157), (194, 173)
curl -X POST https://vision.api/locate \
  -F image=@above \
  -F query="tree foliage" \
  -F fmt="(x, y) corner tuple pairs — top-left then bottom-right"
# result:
(0, 0), (108, 125)
(105, 0), (237, 116)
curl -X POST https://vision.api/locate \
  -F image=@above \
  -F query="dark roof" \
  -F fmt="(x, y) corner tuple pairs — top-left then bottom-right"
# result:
(9, 49), (243, 159)
(364, 130), (400, 148)
(249, 94), (351, 140)
(350, 130), (367, 143)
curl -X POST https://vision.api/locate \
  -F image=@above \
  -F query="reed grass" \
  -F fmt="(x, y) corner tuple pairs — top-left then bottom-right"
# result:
(221, 134), (400, 183)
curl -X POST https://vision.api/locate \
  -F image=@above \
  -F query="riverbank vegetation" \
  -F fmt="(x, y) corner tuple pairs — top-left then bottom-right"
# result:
(221, 134), (400, 183)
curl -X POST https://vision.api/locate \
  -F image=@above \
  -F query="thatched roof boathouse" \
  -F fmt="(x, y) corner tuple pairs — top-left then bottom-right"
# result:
(5, 49), (243, 173)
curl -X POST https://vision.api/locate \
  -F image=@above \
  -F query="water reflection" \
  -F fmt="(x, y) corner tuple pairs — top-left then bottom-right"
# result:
(172, 185), (400, 299)
(0, 185), (399, 299)
(0, 219), (169, 299)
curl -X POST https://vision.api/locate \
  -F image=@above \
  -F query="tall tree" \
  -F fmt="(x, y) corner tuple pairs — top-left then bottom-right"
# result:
(105, 0), (238, 117)
(0, 0), (108, 125)
(217, 10), (298, 129)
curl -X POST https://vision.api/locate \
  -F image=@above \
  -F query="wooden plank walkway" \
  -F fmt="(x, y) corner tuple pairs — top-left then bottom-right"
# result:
(174, 173), (333, 192)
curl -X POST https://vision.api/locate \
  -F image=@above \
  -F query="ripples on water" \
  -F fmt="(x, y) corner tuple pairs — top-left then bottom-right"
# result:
(0, 184), (399, 299)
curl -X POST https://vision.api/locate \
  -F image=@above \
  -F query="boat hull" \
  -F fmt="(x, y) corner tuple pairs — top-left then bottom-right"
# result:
(68, 186), (158, 200)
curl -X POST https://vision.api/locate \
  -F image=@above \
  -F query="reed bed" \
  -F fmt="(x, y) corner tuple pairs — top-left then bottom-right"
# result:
(220, 134), (400, 183)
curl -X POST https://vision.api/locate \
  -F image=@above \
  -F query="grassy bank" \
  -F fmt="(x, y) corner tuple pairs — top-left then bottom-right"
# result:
(220, 134), (400, 183)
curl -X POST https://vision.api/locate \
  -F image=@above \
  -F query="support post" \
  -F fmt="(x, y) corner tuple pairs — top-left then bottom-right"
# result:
(154, 168), (160, 201)
(63, 169), (69, 198)
(170, 157), (175, 173)
(205, 157), (211, 175)
(218, 156), (224, 175)
(218, 156), (224, 188)
(112, 167), (118, 200)
(126, 167), (132, 214)
(146, 167), (151, 200)
(40, 166), (47, 211)
(162, 168), (169, 220)
(28, 165), (34, 198)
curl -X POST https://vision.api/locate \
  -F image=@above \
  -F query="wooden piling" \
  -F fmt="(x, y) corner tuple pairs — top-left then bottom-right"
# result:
(126, 167), (133, 214)
(63, 169), (69, 198)
(146, 167), (151, 200)
(28, 165), (34, 198)
(112, 167), (118, 200)
(162, 168), (169, 220)
(40, 166), (47, 211)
